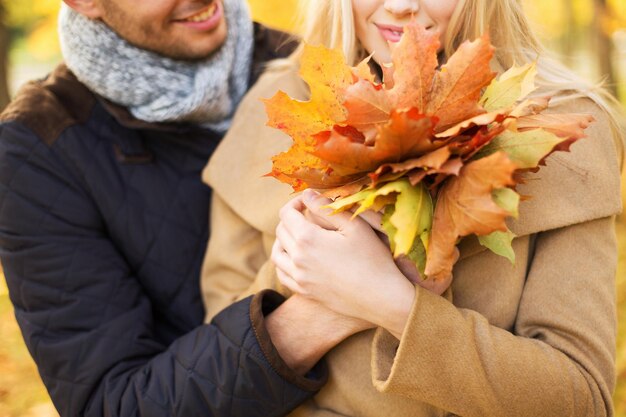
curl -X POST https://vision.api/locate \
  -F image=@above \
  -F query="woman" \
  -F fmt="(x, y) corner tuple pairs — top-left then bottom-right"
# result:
(202, 0), (624, 415)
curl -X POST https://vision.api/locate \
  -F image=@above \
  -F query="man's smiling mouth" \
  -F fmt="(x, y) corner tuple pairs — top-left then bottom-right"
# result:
(180, 2), (219, 23)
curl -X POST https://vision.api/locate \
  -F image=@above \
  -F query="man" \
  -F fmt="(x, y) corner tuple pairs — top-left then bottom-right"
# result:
(0, 0), (368, 416)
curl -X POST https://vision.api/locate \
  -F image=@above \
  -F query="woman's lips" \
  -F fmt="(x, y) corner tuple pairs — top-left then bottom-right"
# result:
(175, 2), (223, 31)
(376, 24), (405, 43)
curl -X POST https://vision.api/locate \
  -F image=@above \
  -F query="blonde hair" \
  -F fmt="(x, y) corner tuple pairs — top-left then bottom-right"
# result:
(446, 0), (624, 164)
(281, 0), (625, 164)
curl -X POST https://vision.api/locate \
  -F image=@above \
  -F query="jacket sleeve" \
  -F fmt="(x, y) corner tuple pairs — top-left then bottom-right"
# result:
(370, 216), (617, 417)
(0, 122), (325, 417)
(201, 191), (286, 322)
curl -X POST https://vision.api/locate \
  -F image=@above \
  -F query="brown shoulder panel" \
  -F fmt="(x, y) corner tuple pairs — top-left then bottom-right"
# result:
(0, 64), (96, 145)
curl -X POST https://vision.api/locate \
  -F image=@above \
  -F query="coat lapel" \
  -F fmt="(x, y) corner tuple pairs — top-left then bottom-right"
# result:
(204, 68), (307, 235)
(509, 98), (622, 237)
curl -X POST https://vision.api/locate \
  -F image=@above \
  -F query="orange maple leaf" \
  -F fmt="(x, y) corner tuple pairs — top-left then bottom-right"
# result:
(370, 146), (453, 184)
(312, 109), (438, 177)
(425, 152), (518, 280)
(425, 34), (496, 130)
(268, 143), (362, 191)
(265, 21), (592, 281)
(263, 45), (354, 143)
(386, 23), (440, 111)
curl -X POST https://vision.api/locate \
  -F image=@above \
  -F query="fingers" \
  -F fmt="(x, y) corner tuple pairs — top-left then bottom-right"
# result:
(275, 222), (297, 255)
(301, 190), (364, 233)
(300, 190), (340, 230)
(276, 268), (304, 294)
(356, 209), (384, 233)
(271, 238), (296, 277)
(282, 194), (307, 213)
(303, 205), (338, 231)
(279, 194), (324, 239)
(394, 254), (421, 284)
(418, 275), (452, 295)
(280, 191), (378, 240)
(271, 239), (306, 295)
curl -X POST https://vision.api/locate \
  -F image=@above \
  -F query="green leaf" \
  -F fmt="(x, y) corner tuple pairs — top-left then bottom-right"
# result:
(373, 179), (433, 256)
(476, 129), (565, 169)
(480, 62), (537, 112)
(382, 205), (428, 274)
(389, 180), (433, 256)
(381, 206), (398, 253)
(492, 188), (520, 218)
(326, 188), (375, 212)
(475, 188), (519, 263)
(330, 179), (433, 269)
(353, 181), (402, 215)
(406, 234), (428, 274)
(356, 180), (433, 275)
(478, 229), (516, 264)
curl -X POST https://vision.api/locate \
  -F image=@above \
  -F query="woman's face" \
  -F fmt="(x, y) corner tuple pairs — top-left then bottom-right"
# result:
(352, 0), (459, 64)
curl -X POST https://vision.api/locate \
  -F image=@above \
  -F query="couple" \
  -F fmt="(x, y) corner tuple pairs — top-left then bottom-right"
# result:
(0, 0), (623, 416)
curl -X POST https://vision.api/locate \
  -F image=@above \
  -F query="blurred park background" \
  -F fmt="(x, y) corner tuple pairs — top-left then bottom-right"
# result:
(0, 0), (624, 416)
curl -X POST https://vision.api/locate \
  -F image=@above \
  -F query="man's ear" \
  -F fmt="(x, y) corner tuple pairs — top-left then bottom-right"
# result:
(62, 0), (104, 19)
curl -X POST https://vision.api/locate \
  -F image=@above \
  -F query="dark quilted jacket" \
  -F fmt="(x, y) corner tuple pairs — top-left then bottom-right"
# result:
(0, 25), (326, 417)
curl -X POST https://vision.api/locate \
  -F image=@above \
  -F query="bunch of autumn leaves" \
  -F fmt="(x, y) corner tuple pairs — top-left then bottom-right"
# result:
(265, 23), (593, 282)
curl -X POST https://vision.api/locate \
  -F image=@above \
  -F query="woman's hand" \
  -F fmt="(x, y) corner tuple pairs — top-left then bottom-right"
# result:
(355, 210), (454, 295)
(284, 190), (453, 295)
(271, 190), (416, 337)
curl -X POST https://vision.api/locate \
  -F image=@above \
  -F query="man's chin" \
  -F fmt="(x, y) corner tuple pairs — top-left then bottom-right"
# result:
(137, 36), (228, 61)
(162, 25), (229, 61)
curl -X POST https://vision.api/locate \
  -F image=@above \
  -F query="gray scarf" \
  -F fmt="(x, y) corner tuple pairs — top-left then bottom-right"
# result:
(58, 1), (253, 132)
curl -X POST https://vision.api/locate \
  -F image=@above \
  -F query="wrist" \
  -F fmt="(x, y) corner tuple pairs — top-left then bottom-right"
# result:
(265, 294), (366, 375)
(371, 275), (416, 339)
(314, 297), (373, 341)
(250, 290), (327, 390)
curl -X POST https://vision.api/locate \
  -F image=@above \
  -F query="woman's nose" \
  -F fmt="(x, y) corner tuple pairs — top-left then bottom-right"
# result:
(383, 0), (420, 16)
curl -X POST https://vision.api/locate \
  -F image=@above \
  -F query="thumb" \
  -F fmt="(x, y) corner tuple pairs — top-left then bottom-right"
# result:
(356, 210), (384, 234)
(302, 189), (360, 232)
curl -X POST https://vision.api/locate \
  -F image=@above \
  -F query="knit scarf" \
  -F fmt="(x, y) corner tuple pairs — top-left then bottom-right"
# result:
(58, 1), (253, 132)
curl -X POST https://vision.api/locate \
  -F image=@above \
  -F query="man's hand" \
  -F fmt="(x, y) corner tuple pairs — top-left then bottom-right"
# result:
(265, 294), (373, 375)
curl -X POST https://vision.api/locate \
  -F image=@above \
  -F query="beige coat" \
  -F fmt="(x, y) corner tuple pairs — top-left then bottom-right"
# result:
(201, 67), (623, 417)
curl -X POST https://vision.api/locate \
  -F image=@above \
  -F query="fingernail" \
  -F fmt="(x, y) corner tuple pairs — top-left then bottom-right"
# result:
(303, 189), (316, 203)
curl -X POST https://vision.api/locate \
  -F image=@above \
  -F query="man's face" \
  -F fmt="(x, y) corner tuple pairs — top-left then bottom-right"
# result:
(94, 0), (228, 60)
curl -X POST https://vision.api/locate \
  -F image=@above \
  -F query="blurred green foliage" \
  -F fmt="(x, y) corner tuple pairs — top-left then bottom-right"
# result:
(5, 0), (59, 61)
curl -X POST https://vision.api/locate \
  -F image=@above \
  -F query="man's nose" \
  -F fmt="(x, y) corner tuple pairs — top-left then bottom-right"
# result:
(383, 0), (420, 16)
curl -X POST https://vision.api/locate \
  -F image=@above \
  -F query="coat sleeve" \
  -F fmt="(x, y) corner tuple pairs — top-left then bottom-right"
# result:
(370, 216), (617, 417)
(201, 191), (285, 322)
(0, 122), (325, 417)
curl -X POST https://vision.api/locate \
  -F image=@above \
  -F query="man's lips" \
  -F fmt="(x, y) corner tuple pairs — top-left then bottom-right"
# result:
(174, 2), (223, 30)
(376, 23), (405, 43)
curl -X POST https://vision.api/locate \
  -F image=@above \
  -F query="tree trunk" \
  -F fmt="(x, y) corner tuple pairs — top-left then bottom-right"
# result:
(593, 0), (618, 97)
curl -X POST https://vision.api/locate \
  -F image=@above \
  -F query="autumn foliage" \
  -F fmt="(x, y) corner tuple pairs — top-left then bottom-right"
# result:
(264, 23), (593, 281)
